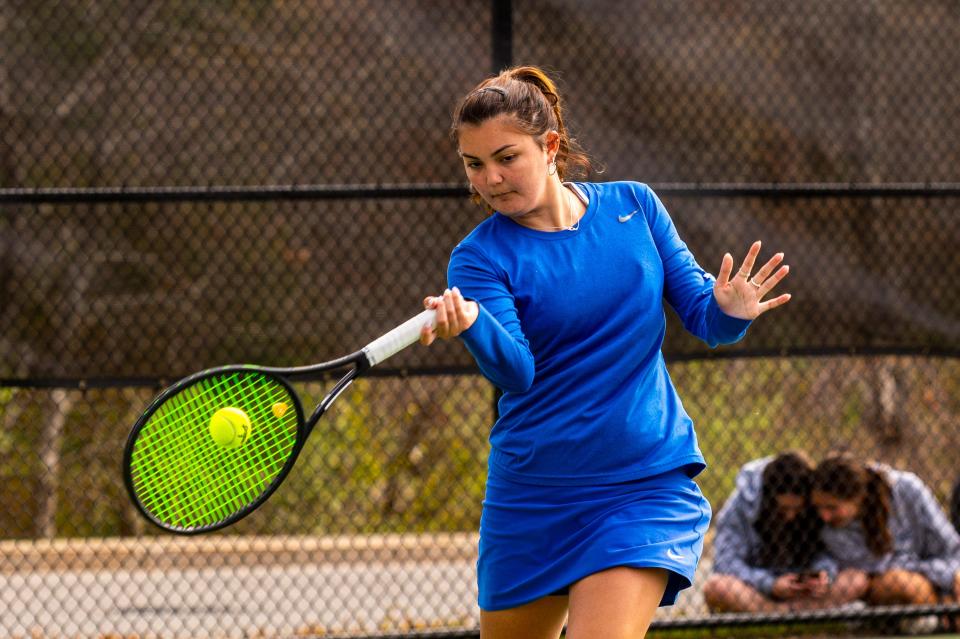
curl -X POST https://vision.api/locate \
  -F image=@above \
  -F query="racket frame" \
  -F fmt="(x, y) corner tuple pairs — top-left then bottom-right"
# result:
(123, 309), (434, 534)
(122, 353), (370, 534)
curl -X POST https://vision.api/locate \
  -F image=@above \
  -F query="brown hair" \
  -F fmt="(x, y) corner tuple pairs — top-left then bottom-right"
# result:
(755, 450), (824, 569)
(812, 453), (893, 556)
(451, 66), (593, 209)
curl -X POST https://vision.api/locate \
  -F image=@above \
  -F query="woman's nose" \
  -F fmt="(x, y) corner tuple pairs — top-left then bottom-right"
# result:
(485, 170), (503, 185)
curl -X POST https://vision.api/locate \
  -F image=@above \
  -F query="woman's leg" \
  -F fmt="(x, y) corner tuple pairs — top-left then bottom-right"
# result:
(868, 569), (938, 605)
(702, 574), (788, 612)
(479, 595), (569, 639)
(565, 567), (668, 639)
(829, 568), (871, 603)
(869, 570), (942, 634)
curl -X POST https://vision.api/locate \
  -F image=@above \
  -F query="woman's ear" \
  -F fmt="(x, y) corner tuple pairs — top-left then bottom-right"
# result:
(544, 130), (561, 161)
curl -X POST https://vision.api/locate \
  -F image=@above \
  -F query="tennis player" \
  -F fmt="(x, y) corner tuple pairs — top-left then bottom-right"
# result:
(420, 66), (790, 639)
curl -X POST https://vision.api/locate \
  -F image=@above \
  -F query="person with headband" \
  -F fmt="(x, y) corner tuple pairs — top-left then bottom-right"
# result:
(704, 451), (868, 613)
(419, 66), (791, 639)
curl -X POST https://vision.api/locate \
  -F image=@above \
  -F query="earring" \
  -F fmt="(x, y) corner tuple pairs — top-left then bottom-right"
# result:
(468, 184), (477, 194)
(547, 162), (557, 176)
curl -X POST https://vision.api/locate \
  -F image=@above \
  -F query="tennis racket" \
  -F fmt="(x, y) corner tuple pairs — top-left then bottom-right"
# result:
(123, 308), (436, 535)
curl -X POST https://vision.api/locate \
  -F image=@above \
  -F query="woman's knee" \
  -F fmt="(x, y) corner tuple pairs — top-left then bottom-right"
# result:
(869, 569), (937, 604)
(703, 574), (738, 606)
(833, 569), (870, 599)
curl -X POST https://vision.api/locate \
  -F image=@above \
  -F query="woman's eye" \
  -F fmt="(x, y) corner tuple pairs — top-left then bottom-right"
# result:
(501, 155), (516, 163)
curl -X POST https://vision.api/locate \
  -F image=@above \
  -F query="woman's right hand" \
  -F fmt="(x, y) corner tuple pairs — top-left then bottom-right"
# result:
(420, 287), (478, 346)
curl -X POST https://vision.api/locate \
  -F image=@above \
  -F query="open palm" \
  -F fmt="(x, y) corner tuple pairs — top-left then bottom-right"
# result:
(714, 241), (791, 320)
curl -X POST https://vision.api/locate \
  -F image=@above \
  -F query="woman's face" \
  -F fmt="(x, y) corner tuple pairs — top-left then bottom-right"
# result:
(775, 493), (807, 523)
(811, 490), (861, 527)
(458, 115), (555, 218)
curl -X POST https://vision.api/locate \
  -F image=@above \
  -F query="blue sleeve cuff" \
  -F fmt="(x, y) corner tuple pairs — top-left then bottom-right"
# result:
(812, 556), (839, 582)
(458, 302), (535, 393)
(756, 572), (777, 596)
(459, 297), (488, 345)
(706, 293), (752, 345)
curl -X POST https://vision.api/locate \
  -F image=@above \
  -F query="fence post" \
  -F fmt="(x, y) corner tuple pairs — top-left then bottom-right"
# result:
(491, 0), (513, 74)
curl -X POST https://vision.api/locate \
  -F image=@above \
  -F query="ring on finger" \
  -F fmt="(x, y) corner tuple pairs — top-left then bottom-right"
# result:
(749, 278), (762, 288)
(737, 270), (751, 279)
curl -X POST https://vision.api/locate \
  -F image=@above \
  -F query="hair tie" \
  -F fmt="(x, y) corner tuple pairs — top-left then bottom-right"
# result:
(475, 86), (507, 98)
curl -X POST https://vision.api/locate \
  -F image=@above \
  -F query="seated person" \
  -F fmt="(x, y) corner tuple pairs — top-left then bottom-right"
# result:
(704, 451), (869, 612)
(812, 453), (960, 607)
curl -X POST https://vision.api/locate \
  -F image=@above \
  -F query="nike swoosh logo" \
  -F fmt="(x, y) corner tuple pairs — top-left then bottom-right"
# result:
(665, 549), (685, 562)
(618, 209), (638, 223)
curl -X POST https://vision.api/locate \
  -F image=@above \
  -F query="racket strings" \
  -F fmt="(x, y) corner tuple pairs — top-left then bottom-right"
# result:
(129, 371), (299, 530)
(161, 375), (294, 522)
(137, 376), (292, 527)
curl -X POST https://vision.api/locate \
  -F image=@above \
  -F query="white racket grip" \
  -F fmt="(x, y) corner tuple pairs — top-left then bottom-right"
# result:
(362, 309), (437, 367)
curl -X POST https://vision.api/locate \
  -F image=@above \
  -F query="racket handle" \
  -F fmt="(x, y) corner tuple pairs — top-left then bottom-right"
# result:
(362, 309), (437, 367)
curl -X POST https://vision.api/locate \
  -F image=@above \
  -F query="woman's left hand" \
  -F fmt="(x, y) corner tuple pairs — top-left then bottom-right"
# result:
(714, 240), (791, 320)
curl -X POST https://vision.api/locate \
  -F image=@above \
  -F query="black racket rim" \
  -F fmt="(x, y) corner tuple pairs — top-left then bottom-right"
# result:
(122, 365), (307, 535)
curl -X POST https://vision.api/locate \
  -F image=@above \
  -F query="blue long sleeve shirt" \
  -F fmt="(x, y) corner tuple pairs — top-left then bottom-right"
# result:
(821, 467), (960, 593)
(449, 181), (751, 486)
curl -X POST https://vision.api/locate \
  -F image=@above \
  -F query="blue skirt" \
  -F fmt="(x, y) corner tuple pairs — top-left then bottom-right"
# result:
(477, 466), (711, 611)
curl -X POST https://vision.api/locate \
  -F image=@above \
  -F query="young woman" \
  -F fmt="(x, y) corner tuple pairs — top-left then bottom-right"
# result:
(704, 451), (868, 612)
(419, 66), (790, 639)
(812, 453), (960, 608)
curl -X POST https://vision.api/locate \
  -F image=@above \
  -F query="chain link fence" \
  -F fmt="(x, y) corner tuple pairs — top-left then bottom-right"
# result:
(2, 1), (960, 637)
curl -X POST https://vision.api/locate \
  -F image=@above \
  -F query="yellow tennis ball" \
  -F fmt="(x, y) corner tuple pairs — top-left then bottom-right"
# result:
(272, 402), (289, 418)
(209, 407), (251, 449)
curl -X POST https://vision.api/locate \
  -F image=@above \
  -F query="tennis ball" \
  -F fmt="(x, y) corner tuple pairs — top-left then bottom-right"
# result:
(272, 402), (289, 418)
(209, 407), (251, 449)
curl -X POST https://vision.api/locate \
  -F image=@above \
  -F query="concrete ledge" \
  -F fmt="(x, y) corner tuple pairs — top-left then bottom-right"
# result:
(0, 532), (479, 573)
